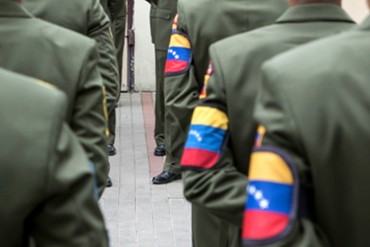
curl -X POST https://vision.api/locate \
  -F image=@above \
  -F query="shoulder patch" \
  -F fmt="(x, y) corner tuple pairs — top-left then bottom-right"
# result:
(242, 147), (298, 245)
(181, 106), (228, 169)
(164, 31), (192, 76)
(199, 62), (214, 99)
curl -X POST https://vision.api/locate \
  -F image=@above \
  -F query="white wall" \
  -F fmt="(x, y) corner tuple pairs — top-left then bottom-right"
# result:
(343, 0), (368, 23)
(130, 1), (369, 91)
(131, 0), (156, 91)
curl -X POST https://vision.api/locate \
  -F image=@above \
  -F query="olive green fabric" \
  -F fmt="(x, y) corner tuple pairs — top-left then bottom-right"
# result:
(144, 0), (165, 146)
(154, 49), (167, 146)
(247, 15), (370, 247)
(0, 68), (108, 247)
(152, 0), (178, 146)
(23, 0), (120, 146)
(164, 0), (289, 174)
(114, 3), (126, 81)
(182, 3), (355, 233)
(149, 3), (157, 44)
(0, 2), (108, 195)
(154, 0), (177, 51)
(109, 1), (126, 145)
(163, 0), (288, 245)
(100, 0), (126, 145)
(101, 0), (124, 22)
(24, 0), (120, 116)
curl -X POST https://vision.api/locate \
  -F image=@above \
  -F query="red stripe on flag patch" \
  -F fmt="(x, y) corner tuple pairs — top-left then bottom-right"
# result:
(181, 148), (220, 169)
(242, 210), (289, 240)
(165, 60), (189, 74)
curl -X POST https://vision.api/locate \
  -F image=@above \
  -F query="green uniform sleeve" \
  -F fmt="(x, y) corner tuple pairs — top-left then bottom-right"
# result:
(72, 42), (109, 196)
(89, 0), (120, 113)
(181, 45), (247, 227)
(242, 63), (329, 247)
(30, 124), (109, 247)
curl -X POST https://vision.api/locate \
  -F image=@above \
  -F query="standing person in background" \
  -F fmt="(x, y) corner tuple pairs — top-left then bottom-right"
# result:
(151, 0), (179, 158)
(243, 1), (370, 246)
(160, 0), (288, 246)
(0, 0), (109, 196)
(181, 0), (355, 246)
(24, 0), (120, 188)
(100, 0), (126, 158)
(0, 68), (109, 247)
(142, 0), (169, 158)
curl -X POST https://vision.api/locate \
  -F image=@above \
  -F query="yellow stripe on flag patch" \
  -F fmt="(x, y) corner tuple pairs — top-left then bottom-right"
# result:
(191, 106), (228, 130)
(249, 152), (293, 184)
(169, 34), (191, 48)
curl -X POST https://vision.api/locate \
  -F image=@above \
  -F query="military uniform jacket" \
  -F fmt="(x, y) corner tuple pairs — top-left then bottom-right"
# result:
(165, 0), (288, 246)
(0, 68), (108, 247)
(0, 2), (108, 194)
(24, 0), (120, 112)
(100, 0), (125, 21)
(181, 4), (354, 227)
(154, 0), (178, 51)
(241, 14), (370, 247)
(164, 0), (288, 170)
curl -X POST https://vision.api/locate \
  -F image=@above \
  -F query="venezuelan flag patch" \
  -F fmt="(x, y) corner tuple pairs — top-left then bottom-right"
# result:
(199, 62), (214, 99)
(242, 147), (297, 244)
(181, 106), (228, 169)
(164, 31), (191, 75)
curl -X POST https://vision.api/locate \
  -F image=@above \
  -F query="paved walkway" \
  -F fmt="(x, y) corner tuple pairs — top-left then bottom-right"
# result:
(100, 93), (192, 247)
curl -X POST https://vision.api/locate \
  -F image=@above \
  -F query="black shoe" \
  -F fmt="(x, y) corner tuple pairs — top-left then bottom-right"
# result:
(107, 144), (116, 156)
(152, 171), (181, 184)
(106, 177), (113, 187)
(154, 144), (166, 156)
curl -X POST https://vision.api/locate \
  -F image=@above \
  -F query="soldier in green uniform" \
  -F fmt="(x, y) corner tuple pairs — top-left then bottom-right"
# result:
(151, 0), (178, 157)
(100, 0), (126, 157)
(142, 0), (168, 157)
(180, 0), (355, 246)
(155, 0), (288, 186)
(242, 3), (370, 246)
(161, 0), (289, 245)
(110, 1), (126, 157)
(0, 68), (108, 246)
(23, 0), (120, 187)
(0, 0), (109, 196)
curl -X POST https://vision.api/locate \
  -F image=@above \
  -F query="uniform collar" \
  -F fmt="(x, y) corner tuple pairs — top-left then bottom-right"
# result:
(0, 1), (33, 18)
(276, 4), (354, 24)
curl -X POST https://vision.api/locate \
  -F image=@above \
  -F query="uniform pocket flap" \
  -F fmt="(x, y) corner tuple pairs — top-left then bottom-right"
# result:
(156, 8), (171, 19)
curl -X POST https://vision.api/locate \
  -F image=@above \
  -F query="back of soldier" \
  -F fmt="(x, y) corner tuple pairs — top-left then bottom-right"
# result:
(23, 0), (120, 112)
(0, 68), (108, 246)
(0, 3), (98, 120)
(0, 0), (108, 194)
(248, 18), (370, 247)
(180, 5), (355, 247)
(178, 0), (289, 84)
(23, 0), (120, 185)
(23, 0), (91, 33)
(206, 3), (355, 174)
(162, 0), (288, 246)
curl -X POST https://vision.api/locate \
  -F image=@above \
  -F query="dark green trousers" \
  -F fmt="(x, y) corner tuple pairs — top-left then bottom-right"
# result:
(101, 0), (126, 145)
(154, 49), (166, 146)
